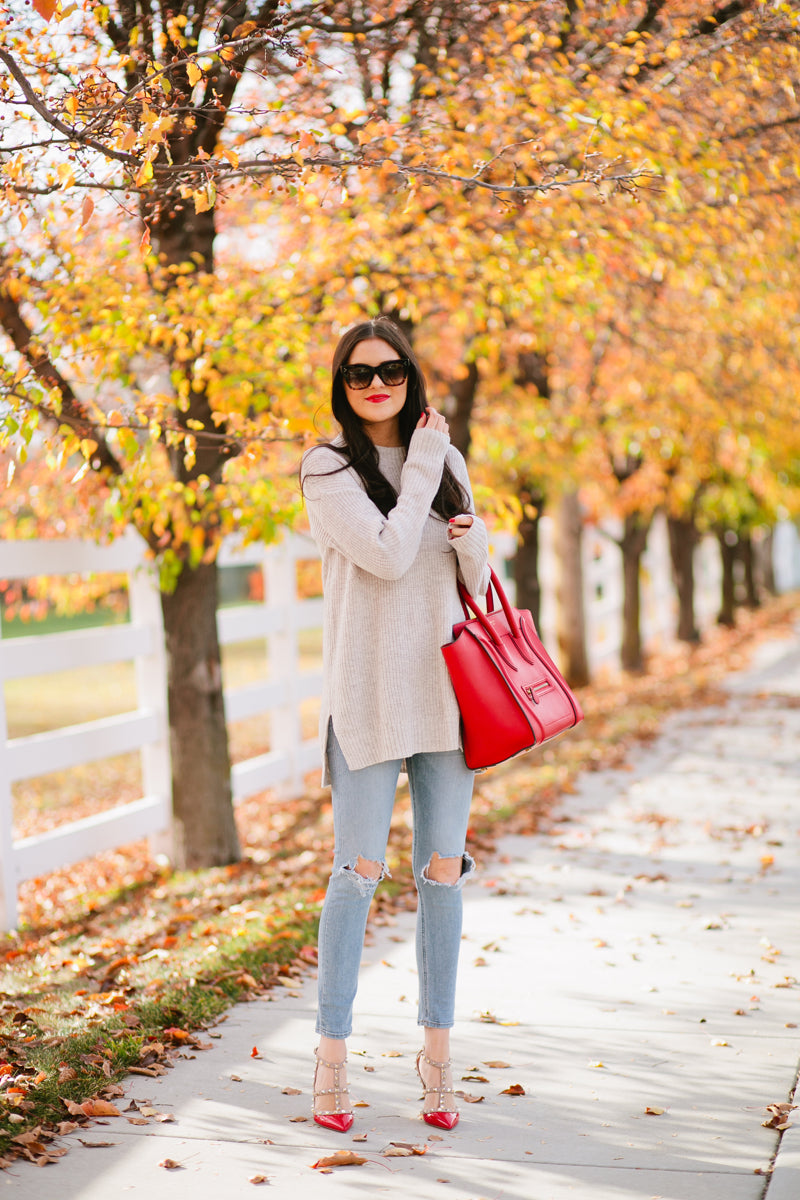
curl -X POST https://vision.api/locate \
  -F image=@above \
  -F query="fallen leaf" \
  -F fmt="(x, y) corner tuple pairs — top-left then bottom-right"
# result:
(281, 1087), (302, 1095)
(60, 1098), (88, 1117)
(645, 1106), (665, 1116)
(483, 1060), (510, 1069)
(588, 1061), (605, 1069)
(11, 1131), (47, 1147)
(352, 1133), (368, 1142)
(251, 1047), (261, 1058)
(311, 1150), (367, 1169)
(249, 1175), (269, 1185)
(762, 1102), (797, 1129)
(159, 1158), (183, 1170)
(462, 1074), (488, 1083)
(78, 1139), (117, 1148)
(289, 1115), (308, 1123)
(382, 1141), (427, 1157)
(454, 1091), (484, 1103)
(500, 1084), (526, 1096)
(82, 1098), (122, 1117)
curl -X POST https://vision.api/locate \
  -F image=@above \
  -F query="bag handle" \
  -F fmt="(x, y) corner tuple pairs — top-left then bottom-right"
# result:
(457, 567), (521, 643)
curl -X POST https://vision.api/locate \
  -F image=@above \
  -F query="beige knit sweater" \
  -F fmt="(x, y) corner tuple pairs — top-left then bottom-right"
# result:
(301, 426), (490, 782)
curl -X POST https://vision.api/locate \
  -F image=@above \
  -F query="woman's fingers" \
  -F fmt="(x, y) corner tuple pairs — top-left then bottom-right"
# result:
(418, 406), (449, 435)
(448, 515), (473, 539)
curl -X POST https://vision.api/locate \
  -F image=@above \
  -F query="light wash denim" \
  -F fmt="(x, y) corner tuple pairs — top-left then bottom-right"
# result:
(316, 722), (476, 1039)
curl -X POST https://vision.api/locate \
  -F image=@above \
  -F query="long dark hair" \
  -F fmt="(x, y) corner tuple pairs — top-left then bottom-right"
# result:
(302, 318), (470, 519)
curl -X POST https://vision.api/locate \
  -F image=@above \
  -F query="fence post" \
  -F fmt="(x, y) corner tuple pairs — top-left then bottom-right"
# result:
(642, 512), (674, 647)
(0, 618), (18, 929)
(265, 537), (304, 798)
(128, 555), (174, 862)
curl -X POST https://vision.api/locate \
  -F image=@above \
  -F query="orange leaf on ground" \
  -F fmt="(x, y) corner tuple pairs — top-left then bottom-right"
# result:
(311, 1151), (367, 1169)
(500, 1084), (526, 1095)
(82, 1099), (122, 1117)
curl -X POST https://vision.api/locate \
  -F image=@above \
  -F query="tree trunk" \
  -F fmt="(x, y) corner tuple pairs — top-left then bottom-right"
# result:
(514, 494), (542, 627)
(554, 490), (590, 687)
(759, 527), (777, 595)
(447, 360), (478, 459)
(620, 513), (651, 672)
(160, 561), (240, 868)
(667, 514), (700, 643)
(140, 157), (245, 867)
(717, 528), (737, 627)
(739, 532), (760, 608)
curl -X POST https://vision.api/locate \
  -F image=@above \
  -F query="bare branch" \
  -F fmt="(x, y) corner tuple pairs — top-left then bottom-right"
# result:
(0, 264), (123, 477)
(0, 49), (136, 166)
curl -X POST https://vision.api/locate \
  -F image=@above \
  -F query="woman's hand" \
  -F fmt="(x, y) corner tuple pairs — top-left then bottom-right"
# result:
(416, 406), (449, 437)
(447, 515), (473, 540)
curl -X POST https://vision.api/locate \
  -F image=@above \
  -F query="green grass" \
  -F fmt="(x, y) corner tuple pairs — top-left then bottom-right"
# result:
(0, 899), (319, 1159)
(0, 607), (128, 640)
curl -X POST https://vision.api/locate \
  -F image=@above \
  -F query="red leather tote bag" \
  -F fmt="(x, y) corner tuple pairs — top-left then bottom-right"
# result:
(442, 568), (584, 770)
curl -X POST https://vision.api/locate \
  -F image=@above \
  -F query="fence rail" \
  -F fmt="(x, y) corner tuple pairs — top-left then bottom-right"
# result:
(0, 530), (323, 928)
(1, 518), (798, 930)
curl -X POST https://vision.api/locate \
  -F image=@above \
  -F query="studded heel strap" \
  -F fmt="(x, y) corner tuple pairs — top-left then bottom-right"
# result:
(312, 1049), (353, 1131)
(415, 1049), (459, 1129)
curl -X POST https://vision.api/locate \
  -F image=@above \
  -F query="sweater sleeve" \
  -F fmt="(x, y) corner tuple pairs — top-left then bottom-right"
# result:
(302, 428), (449, 581)
(446, 446), (491, 598)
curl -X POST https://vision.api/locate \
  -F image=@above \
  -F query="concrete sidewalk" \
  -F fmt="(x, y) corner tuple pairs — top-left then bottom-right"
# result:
(3, 625), (799, 1200)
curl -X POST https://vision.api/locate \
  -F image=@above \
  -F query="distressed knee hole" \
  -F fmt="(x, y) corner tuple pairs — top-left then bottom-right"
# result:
(337, 856), (389, 896)
(352, 856), (382, 880)
(421, 851), (476, 888)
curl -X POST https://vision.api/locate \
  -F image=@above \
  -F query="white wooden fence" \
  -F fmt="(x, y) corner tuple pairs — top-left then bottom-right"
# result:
(0, 530), (323, 929)
(1, 517), (798, 930)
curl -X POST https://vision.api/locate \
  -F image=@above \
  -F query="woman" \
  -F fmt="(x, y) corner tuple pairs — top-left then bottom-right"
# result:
(300, 318), (490, 1132)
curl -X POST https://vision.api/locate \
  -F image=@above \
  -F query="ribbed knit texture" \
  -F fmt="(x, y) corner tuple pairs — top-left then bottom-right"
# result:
(301, 426), (490, 783)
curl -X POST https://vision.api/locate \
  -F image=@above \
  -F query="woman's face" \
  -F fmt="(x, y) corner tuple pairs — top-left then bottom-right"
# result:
(342, 337), (409, 445)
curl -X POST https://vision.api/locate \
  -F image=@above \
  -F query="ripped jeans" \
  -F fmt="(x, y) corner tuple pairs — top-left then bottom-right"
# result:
(315, 723), (476, 1039)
